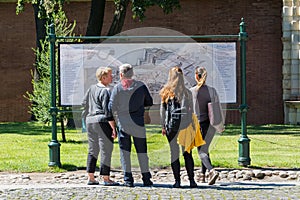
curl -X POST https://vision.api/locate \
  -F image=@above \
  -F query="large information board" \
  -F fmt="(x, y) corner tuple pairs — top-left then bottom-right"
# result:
(59, 42), (236, 106)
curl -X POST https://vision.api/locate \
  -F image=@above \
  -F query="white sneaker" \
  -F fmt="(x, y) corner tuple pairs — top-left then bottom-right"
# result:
(208, 169), (219, 185)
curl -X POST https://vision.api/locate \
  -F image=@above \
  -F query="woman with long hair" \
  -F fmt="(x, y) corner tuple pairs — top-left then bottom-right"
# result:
(159, 66), (197, 188)
(190, 66), (224, 185)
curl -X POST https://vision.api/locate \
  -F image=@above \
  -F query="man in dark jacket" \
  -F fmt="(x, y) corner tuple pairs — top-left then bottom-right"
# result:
(109, 63), (153, 187)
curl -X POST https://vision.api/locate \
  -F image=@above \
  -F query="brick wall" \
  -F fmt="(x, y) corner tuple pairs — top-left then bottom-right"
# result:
(0, 0), (283, 124)
(0, 3), (35, 122)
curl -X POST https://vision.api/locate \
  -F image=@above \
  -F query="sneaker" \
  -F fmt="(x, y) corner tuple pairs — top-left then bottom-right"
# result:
(103, 180), (120, 186)
(122, 181), (134, 187)
(190, 179), (198, 188)
(173, 181), (181, 188)
(208, 169), (219, 185)
(87, 180), (99, 185)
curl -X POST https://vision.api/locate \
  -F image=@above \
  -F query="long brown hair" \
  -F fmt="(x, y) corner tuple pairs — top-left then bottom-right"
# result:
(159, 66), (188, 103)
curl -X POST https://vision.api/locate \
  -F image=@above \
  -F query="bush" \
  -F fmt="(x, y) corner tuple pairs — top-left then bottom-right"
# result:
(25, 9), (77, 124)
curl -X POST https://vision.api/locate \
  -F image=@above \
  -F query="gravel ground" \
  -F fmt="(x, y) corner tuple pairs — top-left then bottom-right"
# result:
(1, 167), (300, 200)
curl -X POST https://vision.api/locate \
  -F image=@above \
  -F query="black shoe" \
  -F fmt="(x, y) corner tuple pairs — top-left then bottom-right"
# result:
(143, 180), (153, 187)
(190, 180), (197, 188)
(173, 181), (181, 188)
(123, 181), (134, 187)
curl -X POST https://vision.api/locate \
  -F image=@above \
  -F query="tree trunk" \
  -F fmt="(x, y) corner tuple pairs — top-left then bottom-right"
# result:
(33, 4), (47, 53)
(85, 0), (106, 42)
(107, 0), (130, 36)
(32, 4), (47, 80)
(31, 4), (47, 121)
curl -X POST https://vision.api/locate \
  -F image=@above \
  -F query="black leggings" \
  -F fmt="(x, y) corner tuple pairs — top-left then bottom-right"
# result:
(166, 131), (195, 181)
(197, 119), (215, 174)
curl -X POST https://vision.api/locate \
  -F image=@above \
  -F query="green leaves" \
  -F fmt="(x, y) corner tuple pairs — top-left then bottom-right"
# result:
(16, 0), (64, 18)
(130, 0), (181, 21)
(23, 4), (76, 124)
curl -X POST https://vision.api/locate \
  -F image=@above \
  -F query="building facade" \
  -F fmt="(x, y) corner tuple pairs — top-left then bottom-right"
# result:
(1, 0), (292, 124)
(282, 0), (300, 124)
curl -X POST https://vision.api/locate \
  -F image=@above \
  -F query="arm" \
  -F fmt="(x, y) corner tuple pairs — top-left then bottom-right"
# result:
(143, 85), (153, 107)
(160, 102), (167, 136)
(102, 89), (117, 139)
(211, 87), (225, 133)
(108, 120), (117, 139)
(108, 85), (118, 116)
(101, 89), (114, 121)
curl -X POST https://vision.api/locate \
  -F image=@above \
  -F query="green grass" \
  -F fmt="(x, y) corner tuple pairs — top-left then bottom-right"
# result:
(1, 122), (300, 172)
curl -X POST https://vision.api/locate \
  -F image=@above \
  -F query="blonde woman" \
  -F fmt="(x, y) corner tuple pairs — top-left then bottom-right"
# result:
(190, 66), (224, 185)
(159, 66), (197, 188)
(82, 67), (119, 186)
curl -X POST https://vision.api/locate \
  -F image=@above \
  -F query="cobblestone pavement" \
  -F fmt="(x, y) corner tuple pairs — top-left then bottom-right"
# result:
(1, 168), (300, 200)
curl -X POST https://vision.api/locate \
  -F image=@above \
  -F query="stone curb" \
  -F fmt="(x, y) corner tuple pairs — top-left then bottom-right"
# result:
(1, 168), (299, 186)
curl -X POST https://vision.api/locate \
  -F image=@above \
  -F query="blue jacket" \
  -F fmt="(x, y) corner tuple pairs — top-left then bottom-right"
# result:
(109, 80), (153, 136)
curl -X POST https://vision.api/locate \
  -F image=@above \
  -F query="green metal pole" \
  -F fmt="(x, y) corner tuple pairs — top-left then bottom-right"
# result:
(238, 18), (251, 166)
(48, 24), (61, 167)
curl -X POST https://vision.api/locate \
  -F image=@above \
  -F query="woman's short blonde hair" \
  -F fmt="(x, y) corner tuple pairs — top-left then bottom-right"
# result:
(96, 67), (112, 81)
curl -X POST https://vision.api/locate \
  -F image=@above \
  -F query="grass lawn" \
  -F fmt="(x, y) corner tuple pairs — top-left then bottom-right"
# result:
(1, 122), (300, 172)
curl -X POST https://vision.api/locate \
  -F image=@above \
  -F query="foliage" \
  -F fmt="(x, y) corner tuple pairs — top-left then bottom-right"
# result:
(130, 0), (181, 21)
(16, 0), (65, 17)
(16, 0), (180, 124)
(24, 6), (76, 123)
(17, 0), (181, 22)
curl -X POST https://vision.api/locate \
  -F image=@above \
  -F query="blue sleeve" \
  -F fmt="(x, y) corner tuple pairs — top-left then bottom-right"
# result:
(143, 85), (153, 107)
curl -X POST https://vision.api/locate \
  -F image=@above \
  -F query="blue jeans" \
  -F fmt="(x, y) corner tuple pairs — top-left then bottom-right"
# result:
(118, 130), (151, 182)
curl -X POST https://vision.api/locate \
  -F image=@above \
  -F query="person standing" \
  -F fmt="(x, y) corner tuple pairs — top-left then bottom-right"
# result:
(109, 63), (154, 187)
(82, 67), (119, 186)
(190, 66), (225, 185)
(159, 66), (198, 188)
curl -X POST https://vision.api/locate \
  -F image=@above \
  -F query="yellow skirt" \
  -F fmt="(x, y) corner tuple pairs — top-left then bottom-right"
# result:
(177, 113), (206, 153)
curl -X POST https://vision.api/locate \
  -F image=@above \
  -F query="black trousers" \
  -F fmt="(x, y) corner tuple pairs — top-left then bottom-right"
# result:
(166, 131), (195, 181)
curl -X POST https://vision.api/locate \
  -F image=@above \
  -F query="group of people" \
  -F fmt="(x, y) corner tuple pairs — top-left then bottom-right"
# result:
(82, 63), (224, 188)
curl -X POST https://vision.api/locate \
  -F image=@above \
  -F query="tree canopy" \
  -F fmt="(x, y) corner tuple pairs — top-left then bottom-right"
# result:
(16, 0), (181, 123)
(17, 0), (181, 37)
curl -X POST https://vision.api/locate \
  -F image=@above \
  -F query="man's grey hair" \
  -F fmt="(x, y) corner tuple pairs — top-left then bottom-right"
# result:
(119, 63), (134, 78)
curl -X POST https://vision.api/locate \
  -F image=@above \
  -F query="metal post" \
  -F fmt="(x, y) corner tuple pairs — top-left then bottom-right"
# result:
(48, 24), (61, 167)
(238, 18), (251, 166)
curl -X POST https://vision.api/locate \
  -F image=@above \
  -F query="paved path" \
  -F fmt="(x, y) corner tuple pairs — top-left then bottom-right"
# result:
(1, 168), (300, 199)
(1, 181), (299, 199)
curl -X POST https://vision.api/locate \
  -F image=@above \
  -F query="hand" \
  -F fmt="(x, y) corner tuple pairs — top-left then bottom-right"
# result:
(216, 124), (225, 133)
(112, 129), (117, 139)
(162, 128), (167, 136)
